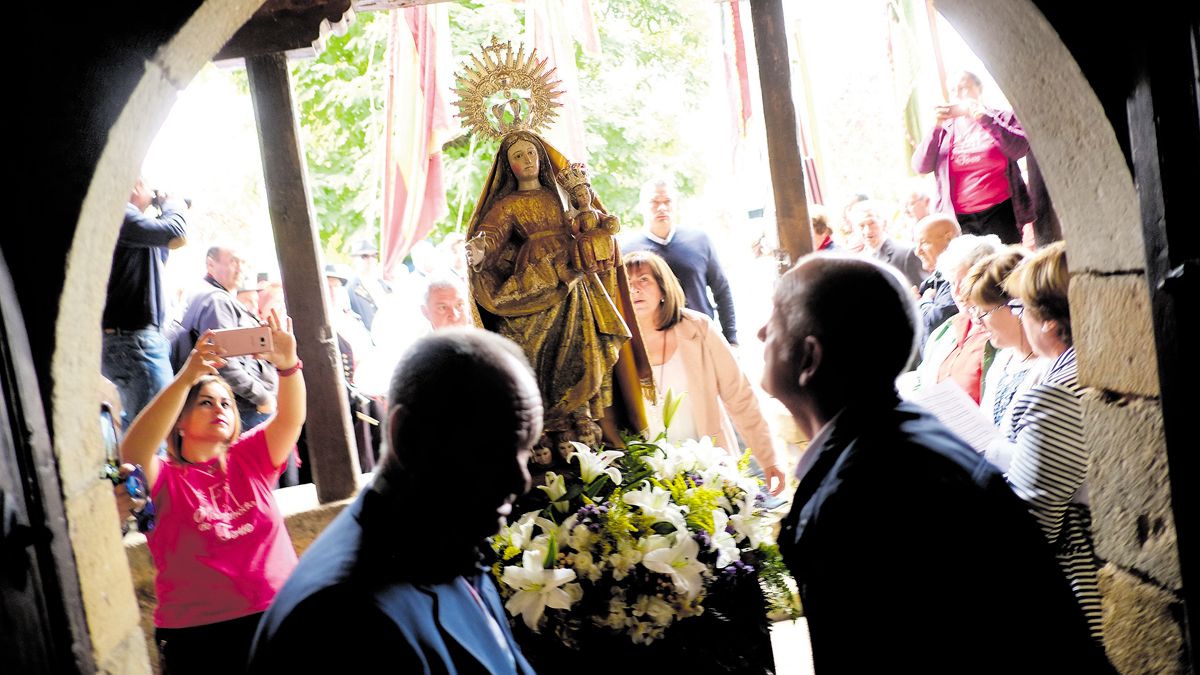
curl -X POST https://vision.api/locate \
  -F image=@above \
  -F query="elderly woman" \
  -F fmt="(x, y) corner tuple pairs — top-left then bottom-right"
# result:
(1002, 242), (1103, 643)
(625, 250), (785, 495)
(907, 234), (1005, 402)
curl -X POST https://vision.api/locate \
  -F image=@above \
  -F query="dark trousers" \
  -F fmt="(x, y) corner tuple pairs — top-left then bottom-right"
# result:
(156, 612), (263, 675)
(957, 198), (1022, 244)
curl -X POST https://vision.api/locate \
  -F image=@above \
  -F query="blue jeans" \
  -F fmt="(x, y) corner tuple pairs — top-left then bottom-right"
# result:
(101, 328), (173, 429)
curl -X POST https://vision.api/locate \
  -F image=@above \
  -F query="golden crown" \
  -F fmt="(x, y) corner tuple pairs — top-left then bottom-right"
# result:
(556, 162), (591, 190)
(453, 37), (565, 140)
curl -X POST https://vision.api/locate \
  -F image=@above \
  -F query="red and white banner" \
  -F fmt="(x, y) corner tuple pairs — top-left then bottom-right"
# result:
(381, 5), (453, 281)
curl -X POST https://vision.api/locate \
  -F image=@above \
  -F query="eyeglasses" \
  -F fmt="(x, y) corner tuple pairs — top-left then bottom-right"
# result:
(1006, 299), (1025, 318)
(973, 304), (1004, 322)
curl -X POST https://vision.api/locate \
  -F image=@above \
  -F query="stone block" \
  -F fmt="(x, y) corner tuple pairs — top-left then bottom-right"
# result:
(1085, 395), (1181, 590)
(1098, 565), (1186, 674)
(95, 627), (151, 675)
(1072, 273), (1160, 397)
(65, 483), (144, 658)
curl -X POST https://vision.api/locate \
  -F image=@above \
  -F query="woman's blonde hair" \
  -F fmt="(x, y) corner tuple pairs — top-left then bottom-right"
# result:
(965, 246), (1029, 308)
(623, 250), (685, 331)
(167, 375), (242, 463)
(1004, 241), (1072, 344)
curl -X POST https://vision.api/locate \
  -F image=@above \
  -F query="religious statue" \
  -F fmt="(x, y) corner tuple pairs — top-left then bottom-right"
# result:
(558, 163), (619, 274)
(455, 38), (650, 447)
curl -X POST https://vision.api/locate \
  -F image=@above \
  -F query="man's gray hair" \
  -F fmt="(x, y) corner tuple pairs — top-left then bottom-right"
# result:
(937, 234), (1004, 279)
(847, 199), (888, 226)
(423, 273), (466, 305)
(639, 176), (679, 208)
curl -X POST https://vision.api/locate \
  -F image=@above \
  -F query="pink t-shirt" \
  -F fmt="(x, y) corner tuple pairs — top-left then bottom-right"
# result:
(948, 117), (1011, 214)
(148, 424), (298, 628)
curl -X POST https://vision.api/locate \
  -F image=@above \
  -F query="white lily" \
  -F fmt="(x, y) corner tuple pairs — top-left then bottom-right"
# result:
(538, 472), (570, 513)
(681, 435), (730, 471)
(501, 551), (580, 630)
(622, 484), (688, 532)
(569, 442), (624, 486)
(643, 440), (687, 478)
(729, 493), (771, 549)
(709, 509), (740, 568)
(641, 534), (706, 600)
(503, 511), (541, 550)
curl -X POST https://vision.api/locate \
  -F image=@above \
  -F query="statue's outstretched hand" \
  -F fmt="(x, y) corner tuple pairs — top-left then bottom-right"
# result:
(465, 235), (488, 270)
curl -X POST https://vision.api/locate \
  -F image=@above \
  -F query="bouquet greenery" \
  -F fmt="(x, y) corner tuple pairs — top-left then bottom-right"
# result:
(490, 435), (797, 649)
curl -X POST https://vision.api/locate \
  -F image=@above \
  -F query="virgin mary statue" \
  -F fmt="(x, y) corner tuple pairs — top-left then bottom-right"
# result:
(465, 130), (649, 446)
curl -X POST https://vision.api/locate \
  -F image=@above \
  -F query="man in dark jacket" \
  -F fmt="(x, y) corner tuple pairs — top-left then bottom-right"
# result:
(760, 255), (1112, 674)
(101, 177), (187, 426)
(913, 213), (962, 341)
(249, 329), (540, 674)
(178, 245), (277, 431)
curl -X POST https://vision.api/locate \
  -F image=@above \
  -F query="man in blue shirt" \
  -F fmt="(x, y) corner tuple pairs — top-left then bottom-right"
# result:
(621, 178), (739, 344)
(101, 177), (187, 426)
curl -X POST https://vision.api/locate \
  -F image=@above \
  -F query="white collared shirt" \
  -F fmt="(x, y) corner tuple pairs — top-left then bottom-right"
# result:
(645, 223), (677, 245)
(793, 410), (844, 481)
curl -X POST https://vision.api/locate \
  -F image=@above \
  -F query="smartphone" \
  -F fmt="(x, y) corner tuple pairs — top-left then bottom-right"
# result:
(209, 325), (273, 357)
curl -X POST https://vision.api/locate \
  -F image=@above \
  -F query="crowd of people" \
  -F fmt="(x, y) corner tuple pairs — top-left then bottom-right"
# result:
(99, 67), (1114, 673)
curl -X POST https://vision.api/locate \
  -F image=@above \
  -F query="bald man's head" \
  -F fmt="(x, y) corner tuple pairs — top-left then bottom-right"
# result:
(915, 215), (961, 273)
(760, 255), (918, 414)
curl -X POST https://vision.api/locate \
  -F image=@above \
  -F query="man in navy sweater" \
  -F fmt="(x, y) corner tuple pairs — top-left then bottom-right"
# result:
(621, 178), (738, 344)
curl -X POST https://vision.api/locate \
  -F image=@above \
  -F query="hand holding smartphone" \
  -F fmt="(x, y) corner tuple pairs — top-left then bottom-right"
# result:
(209, 325), (273, 358)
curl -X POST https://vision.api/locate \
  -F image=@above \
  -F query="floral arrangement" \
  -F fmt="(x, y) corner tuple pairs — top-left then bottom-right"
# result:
(490, 435), (796, 648)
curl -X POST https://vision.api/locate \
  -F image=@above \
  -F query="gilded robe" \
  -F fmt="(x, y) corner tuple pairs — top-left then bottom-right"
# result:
(469, 187), (628, 430)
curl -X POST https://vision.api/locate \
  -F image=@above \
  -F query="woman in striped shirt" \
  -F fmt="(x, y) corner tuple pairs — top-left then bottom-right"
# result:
(1003, 241), (1104, 643)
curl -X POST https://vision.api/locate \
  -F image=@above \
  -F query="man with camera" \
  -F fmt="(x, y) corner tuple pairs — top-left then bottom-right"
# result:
(101, 177), (188, 427)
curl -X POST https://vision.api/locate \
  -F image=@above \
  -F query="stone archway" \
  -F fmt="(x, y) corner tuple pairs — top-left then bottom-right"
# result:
(55, 0), (1182, 671)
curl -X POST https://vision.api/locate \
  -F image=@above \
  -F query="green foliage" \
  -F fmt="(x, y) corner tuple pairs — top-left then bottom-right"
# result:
(288, 0), (712, 252)
(291, 12), (389, 254)
(578, 0), (711, 225)
(432, 0), (712, 238)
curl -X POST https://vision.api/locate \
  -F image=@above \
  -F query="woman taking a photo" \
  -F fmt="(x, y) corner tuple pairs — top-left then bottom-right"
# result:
(120, 309), (305, 674)
(624, 251), (785, 495)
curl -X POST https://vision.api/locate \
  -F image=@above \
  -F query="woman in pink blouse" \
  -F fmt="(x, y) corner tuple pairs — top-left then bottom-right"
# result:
(120, 309), (305, 674)
(913, 71), (1032, 245)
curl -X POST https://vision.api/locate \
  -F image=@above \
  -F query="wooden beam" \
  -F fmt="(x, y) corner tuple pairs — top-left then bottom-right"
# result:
(245, 52), (361, 503)
(749, 0), (812, 268)
(216, 0), (352, 61)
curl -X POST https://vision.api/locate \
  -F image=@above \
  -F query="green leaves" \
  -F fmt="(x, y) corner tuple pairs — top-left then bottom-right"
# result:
(661, 387), (685, 433)
(291, 11), (389, 251)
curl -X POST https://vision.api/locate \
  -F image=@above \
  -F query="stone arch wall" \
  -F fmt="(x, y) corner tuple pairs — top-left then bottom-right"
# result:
(51, 0), (1185, 672)
(936, 1), (1184, 670)
(52, 3), (266, 671)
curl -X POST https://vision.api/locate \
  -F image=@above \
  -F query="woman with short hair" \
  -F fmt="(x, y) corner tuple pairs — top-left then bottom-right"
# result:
(1002, 242), (1104, 643)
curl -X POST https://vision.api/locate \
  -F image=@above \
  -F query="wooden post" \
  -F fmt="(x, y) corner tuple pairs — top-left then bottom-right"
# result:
(749, 0), (812, 268)
(245, 52), (361, 503)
